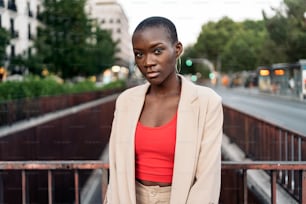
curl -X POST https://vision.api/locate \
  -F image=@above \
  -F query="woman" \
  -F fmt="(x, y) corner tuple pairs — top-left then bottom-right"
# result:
(105, 16), (223, 204)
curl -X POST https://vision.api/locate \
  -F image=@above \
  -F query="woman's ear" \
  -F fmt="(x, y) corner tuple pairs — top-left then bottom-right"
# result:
(175, 42), (183, 57)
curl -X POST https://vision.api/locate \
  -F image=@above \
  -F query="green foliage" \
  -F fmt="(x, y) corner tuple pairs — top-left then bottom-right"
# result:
(0, 76), (65, 101)
(193, 17), (266, 74)
(194, 17), (240, 64)
(263, 0), (306, 62)
(101, 79), (126, 90)
(222, 25), (266, 72)
(27, 0), (117, 79)
(0, 76), (126, 102)
(67, 80), (98, 94)
(85, 27), (117, 75)
(188, 0), (306, 75)
(0, 28), (10, 66)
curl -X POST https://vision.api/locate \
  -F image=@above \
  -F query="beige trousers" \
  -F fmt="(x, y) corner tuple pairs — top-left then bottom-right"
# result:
(135, 181), (171, 204)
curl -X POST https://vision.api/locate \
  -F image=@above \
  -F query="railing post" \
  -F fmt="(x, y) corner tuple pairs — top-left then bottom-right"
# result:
(74, 170), (79, 204)
(102, 168), (109, 203)
(0, 173), (3, 203)
(300, 170), (306, 203)
(243, 169), (248, 204)
(22, 170), (27, 204)
(245, 118), (249, 155)
(48, 170), (53, 204)
(271, 170), (277, 204)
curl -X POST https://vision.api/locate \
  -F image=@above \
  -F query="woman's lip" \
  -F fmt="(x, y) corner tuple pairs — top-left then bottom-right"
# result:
(147, 72), (159, 78)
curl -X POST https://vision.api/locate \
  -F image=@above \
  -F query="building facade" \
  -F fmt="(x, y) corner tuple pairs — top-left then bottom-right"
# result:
(0, 0), (42, 72)
(0, 0), (132, 74)
(86, 0), (133, 69)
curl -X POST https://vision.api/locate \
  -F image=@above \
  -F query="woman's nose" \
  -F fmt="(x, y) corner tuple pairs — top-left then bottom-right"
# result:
(144, 54), (154, 67)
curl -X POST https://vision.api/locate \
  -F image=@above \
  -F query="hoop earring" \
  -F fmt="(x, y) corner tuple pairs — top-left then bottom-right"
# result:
(176, 57), (181, 73)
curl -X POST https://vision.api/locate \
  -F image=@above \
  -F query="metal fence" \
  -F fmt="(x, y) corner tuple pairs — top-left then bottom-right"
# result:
(223, 104), (306, 202)
(1, 161), (306, 204)
(0, 161), (109, 204)
(0, 88), (123, 127)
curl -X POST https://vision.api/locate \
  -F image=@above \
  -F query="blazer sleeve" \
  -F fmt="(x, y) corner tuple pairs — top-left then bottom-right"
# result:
(187, 93), (223, 204)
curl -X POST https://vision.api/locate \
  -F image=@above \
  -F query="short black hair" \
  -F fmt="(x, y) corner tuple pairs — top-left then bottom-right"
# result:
(133, 16), (178, 44)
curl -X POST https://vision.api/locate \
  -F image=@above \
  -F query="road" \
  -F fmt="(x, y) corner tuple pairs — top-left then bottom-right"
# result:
(213, 86), (306, 136)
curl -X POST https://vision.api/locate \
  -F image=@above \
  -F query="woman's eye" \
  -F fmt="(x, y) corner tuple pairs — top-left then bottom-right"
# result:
(154, 48), (162, 54)
(134, 52), (143, 58)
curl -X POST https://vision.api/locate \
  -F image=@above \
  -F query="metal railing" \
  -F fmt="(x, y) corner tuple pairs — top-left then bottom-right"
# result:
(0, 161), (109, 204)
(1, 161), (306, 204)
(0, 88), (123, 127)
(223, 104), (306, 201)
(222, 161), (306, 204)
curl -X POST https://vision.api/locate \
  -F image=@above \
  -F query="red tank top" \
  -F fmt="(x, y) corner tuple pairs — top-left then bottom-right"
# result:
(135, 113), (177, 183)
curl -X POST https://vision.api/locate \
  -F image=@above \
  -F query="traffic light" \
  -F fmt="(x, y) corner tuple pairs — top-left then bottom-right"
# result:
(185, 59), (193, 67)
(209, 72), (215, 79)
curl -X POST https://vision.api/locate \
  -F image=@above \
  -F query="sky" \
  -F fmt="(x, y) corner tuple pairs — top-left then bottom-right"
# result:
(117, 0), (283, 46)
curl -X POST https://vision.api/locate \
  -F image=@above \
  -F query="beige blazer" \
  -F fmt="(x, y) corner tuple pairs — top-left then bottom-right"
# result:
(106, 75), (223, 204)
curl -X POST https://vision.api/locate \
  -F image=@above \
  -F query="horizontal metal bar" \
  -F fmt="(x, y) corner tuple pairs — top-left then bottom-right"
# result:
(0, 161), (109, 170)
(222, 161), (306, 170)
(2, 161), (306, 171)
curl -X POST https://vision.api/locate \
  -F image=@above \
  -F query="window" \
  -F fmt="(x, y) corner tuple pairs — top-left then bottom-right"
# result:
(11, 45), (15, 58)
(0, 0), (4, 8)
(27, 2), (33, 17)
(7, 0), (17, 12)
(28, 47), (32, 57)
(37, 5), (42, 20)
(10, 18), (15, 36)
(28, 24), (32, 40)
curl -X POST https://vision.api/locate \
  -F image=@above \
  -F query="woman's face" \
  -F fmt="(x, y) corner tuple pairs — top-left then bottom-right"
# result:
(132, 26), (182, 85)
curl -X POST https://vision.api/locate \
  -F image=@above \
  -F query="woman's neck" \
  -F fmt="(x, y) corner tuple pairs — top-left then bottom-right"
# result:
(148, 75), (181, 97)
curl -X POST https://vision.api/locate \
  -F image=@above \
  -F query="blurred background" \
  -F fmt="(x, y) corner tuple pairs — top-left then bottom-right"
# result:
(0, 0), (305, 100)
(1, 1), (306, 203)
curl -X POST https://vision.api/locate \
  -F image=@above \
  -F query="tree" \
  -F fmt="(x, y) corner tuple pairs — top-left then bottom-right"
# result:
(222, 20), (267, 73)
(0, 28), (10, 67)
(30, 0), (116, 79)
(263, 0), (306, 62)
(194, 17), (267, 73)
(194, 17), (240, 67)
(85, 26), (117, 76)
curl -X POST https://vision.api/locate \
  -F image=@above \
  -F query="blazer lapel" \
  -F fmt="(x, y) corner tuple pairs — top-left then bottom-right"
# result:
(125, 83), (149, 204)
(171, 77), (199, 203)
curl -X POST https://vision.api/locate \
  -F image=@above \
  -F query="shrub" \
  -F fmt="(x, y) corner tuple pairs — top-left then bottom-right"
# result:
(0, 76), (126, 102)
